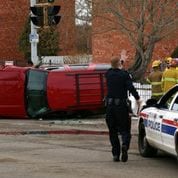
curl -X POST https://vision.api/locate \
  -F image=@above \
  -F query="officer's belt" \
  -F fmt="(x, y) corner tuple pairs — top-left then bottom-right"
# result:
(107, 98), (126, 106)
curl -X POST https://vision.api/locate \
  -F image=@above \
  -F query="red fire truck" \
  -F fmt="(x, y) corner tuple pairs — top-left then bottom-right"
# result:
(0, 64), (109, 119)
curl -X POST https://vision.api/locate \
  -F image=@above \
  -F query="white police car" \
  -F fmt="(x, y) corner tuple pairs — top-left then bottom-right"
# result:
(138, 85), (178, 159)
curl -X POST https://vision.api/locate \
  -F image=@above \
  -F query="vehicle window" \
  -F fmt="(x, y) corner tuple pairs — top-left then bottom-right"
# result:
(159, 93), (176, 109)
(164, 96), (174, 109)
(26, 70), (49, 118)
(171, 96), (178, 111)
(27, 70), (47, 91)
(158, 86), (178, 110)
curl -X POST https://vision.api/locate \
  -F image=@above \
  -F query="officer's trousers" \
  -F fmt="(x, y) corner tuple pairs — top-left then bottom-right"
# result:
(106, 104), (131, 157)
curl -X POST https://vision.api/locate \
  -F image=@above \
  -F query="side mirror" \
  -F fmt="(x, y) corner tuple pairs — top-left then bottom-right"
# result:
(146, 98), (158, 106)
(141, 98), (158, 110)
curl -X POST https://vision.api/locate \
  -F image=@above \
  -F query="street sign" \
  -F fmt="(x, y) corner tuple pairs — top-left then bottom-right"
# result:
(5, 61), (14, 66)
(29, 33), (39, 43)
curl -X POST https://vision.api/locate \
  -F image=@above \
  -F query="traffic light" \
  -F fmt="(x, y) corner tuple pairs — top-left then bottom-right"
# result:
(47, 6), (61, 26)
(30, 7), (44, 27)
(30, 4), (61, 28)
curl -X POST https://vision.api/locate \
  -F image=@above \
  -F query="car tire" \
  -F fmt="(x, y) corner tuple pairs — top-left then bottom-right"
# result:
(138, 121), (158, 157)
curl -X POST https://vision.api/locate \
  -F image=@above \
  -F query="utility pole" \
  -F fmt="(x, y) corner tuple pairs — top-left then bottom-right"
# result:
(30, 0), (39, 65)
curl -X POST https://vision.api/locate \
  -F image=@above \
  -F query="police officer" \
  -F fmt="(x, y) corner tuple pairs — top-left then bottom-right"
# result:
(105, 57), (141, 162)
(147, 60), (163, 101)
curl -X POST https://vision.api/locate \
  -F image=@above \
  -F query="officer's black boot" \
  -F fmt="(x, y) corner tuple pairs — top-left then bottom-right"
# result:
(121, 145), (128, 162)
(113, 155), (120, 162)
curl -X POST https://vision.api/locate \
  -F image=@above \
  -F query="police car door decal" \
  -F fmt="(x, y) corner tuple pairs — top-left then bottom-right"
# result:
(146, 108), (162, 145)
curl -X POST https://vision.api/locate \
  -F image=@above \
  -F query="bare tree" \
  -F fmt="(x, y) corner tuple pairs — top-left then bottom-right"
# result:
(91, 0), (178, 80)
(76, 24), (92, 54)
(75, 0), (92, 54)
(75, 0), (92, 24)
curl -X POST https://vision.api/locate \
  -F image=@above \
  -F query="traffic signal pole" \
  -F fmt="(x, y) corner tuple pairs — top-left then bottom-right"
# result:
(30, 0), (39, 65)
(29, 0), (61, 65)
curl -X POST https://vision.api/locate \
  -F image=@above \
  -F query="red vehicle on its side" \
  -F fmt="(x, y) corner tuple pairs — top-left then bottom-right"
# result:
(0, 64), (109, 119)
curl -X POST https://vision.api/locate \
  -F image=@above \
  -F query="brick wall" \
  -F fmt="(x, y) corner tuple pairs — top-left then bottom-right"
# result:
(92, 31), (135, 69)
(0, 0), (76, 65)
(58, 0), (76, 56)
(92, 31), (178, 69)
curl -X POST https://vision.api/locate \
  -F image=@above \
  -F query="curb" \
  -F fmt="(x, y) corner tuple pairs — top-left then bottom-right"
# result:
(0, 129), (109, 136)
(0, 129), (138, 136)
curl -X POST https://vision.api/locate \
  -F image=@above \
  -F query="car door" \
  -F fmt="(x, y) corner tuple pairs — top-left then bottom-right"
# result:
(26, 69), (49, 118)
(161, 93), (178, 155)
(145, 107), (162, 147)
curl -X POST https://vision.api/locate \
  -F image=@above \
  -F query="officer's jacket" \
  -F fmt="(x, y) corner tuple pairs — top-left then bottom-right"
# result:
(162, 67), (178, 93)
(147, 70), (163, 98)
(105, 68), (140, 100)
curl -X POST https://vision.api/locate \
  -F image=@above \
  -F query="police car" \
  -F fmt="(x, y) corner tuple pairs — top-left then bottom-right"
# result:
(138, 85), (178, 159)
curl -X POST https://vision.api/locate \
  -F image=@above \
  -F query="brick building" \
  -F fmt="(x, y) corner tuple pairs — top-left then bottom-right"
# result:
(0, 0), (76, 65)
(92, 2), (178, 70)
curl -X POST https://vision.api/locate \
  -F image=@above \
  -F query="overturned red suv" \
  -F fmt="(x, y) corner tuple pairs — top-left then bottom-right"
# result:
(0, 64), (109, 119)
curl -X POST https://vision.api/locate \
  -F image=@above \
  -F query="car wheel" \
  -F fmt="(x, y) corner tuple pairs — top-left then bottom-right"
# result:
(176, 142), (178, 162)
(138, 121), (158, 157)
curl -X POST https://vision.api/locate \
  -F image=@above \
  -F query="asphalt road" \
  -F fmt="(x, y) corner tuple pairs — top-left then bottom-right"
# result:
(0, 117), (177, 178)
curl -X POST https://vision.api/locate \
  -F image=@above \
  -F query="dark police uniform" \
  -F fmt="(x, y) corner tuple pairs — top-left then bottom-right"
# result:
(105, 68), (140, 162)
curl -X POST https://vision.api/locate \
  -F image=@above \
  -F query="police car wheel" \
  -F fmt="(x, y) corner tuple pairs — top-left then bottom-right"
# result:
(138, 121), (158, 157)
